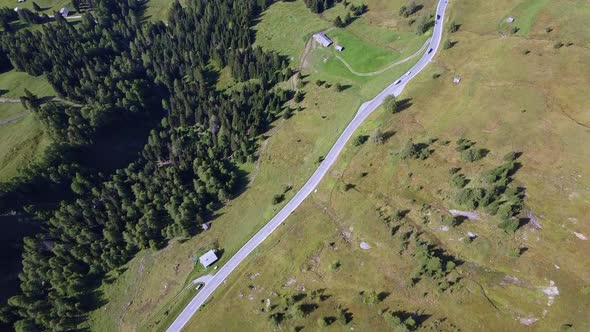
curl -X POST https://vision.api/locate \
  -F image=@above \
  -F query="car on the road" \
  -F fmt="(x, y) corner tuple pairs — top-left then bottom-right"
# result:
(428, 48), (433, 54)
(405, 71), (411, 76)
(394, 79), (402, 85)
(437, 14), (441, 19)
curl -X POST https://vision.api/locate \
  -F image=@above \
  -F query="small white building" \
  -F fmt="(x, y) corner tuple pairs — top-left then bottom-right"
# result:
(199, 249), (219, 268)
(17, 0), (26, 3)
(312, 33), (333, 47)
(335, 45), (344, 52)
(14, 7), (21, 12)
(506, 16), (515, 23)
(59, 7), (70, 17)
(453, 76), (461, 84)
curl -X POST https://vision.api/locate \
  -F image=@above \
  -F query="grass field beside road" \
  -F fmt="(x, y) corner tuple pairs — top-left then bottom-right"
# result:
(87, 0), (437, 330)
(0, 113), (49, 182)
(185, 0), (590, 330)
(0, 71), (54, 181)
(90, 0), (590, 331)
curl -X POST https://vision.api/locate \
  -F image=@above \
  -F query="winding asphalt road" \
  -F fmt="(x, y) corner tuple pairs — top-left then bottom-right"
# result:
(168, 0), (449, 330)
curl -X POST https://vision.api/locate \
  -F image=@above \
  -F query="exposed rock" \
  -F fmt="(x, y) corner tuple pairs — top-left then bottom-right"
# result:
(360, 242), (371, 250)
(542, 281), (559, 306)
(518, 316), (538, 326)
(449, 209), (479, 220)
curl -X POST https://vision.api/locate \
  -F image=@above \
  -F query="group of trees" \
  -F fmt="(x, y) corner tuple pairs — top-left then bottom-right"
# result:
(333, 2), (367, 27)
(399, 1), (422, 18)
(303, 0), (338, 13)
(451, 148), (526, 233)
(0, 0), (294, 330)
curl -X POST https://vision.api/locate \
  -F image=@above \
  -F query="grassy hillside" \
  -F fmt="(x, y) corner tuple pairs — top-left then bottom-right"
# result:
(0, 71), (53, 181)
(184, 0), (590, 331)
(87, 0), (438, 331)
(0, 70), (55, 98)
(0, 113), (49, 181)
(90, 0), (590, 331)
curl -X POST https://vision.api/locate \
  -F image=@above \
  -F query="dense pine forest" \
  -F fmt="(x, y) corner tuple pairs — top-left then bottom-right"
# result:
(0, 0), (293, 330)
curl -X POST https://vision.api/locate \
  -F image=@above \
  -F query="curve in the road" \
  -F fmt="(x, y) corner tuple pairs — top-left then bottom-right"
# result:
(335, 38), (431, 77)
(167, 1), (449, 330)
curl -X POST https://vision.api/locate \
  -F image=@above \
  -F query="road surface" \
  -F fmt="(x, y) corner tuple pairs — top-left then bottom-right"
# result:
(167, 1), (449, 330)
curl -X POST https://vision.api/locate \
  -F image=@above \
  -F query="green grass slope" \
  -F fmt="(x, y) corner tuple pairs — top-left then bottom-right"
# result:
(87, 0), (438, 330)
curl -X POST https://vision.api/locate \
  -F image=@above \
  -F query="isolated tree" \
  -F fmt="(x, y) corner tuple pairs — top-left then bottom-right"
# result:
(362, 290), (380, 305)
(294, 90), (304, 102)
(335, 83), (344, 91)
(415, 16), (429, 34)
(449, 20), (459, 33)
(443, 39), (453, 49)
(371, 128), (384, 145)
(334, 15), (344, 27)
(383, 95), (398, 113)
(353, 135), (368, 146)
(399, 5), (407, 17)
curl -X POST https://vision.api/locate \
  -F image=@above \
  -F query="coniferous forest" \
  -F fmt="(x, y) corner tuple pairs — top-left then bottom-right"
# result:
(0, 0), (293, 330)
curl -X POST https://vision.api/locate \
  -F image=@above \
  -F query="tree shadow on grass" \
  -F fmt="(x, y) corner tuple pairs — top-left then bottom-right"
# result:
(396, 98), (413, 113)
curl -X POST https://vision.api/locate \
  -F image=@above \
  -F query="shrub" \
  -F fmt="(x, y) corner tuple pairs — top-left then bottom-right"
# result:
(336, 306), (351, 325)
(455, 138), (473, 151)
(415, 16), (429, 35)
(269, 312), (284, 326)
(443, 39), (453, 49)
(449, 20), (459, 33)
(498, 218), (519, 234)
(393, 209), (406, 222)
(554, 41), (564, 49)
(353, 135), (368, 146)
(329, 260), (341, 271)
(315, 79), (324, 86)
(335, 83), (344, 92)
(448, 167), (461, 175)
(503, 151), (518, 161)
(511, 26), (519, 34)
(383, 311), (403, 328)
(451, 173), (468, 188)
(441, 215), (457, 227)
(446, 260), (456, 272)
(461, 148), (485, 162)
(371, 128), (384, 145)
(362, 290), (380, 305)
(294, 90), (304, 103)
(560, 324), (573, 331)
(399, 5), (407, 17)
(317, 317), (330, 327)
(272, 194), (285, 205)
(400, 139), (431, 160)
(508, 247), (521, 258)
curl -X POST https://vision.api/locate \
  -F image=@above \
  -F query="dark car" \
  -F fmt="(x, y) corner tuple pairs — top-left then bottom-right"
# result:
(437, 14), (441, 19)
(428, 48), (433, 54)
